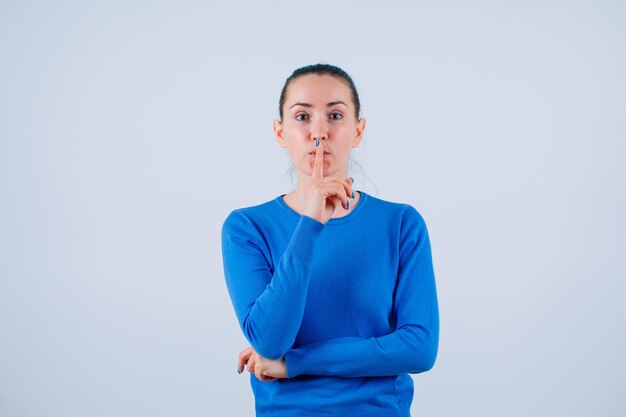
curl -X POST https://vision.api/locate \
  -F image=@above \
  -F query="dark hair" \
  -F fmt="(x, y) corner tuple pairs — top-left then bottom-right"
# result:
(278, 63), (361, 122)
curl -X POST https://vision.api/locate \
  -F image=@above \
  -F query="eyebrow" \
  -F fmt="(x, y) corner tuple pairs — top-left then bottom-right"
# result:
(289, 101), (348, 109)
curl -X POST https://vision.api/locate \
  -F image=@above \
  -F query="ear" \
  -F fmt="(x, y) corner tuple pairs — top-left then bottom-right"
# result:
(274, 119), (287, 149)
(352, 118), (366, 148)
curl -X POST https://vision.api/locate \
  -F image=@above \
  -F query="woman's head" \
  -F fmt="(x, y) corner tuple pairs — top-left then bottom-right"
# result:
(274, 64), (366, 179)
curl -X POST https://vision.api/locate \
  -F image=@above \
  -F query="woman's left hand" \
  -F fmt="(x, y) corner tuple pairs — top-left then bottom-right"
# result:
(238, 346), (287, 381)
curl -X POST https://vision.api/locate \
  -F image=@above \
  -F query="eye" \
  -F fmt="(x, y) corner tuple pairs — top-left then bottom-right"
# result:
(329, 112), (343, 120)
(295, 113), (309, 121)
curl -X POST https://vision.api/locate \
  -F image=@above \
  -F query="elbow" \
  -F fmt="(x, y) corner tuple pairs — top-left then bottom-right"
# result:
(251, 342), (288, 361)
(410, 345), (438, 374)
(404, 325), (439, 374)
(242, 317), (292, 360)
(408, 346), (438, 374)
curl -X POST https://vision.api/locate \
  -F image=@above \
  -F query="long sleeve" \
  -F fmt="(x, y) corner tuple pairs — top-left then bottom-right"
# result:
(221, 210), (325, 360)
(284, 206), (439, 378)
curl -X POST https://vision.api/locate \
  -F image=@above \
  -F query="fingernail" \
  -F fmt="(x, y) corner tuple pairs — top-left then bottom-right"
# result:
(351, 191), (354, 199)
(350, 177), (354, 183)
(238, 369), (242, 374)
(346, 200), (350, 210)
(315, 140), (320, 147)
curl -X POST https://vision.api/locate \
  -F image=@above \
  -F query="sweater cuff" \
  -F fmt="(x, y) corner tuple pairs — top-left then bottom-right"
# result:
(285, 215), (325, 264)
(284, 348), (306, 378)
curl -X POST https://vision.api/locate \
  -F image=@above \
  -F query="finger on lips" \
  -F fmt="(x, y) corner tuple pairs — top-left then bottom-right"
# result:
(313, 141), (324, 179)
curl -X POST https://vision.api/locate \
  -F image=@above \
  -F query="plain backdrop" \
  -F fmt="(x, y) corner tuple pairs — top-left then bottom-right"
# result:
(1, 1), (624, 416)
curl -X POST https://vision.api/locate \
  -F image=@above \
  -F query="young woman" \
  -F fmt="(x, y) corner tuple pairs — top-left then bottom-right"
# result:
(221, 63), (439, 417)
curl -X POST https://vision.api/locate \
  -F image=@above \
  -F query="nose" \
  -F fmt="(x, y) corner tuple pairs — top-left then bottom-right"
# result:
(310, 120), (328, 142)
(311, 134), (327, 142)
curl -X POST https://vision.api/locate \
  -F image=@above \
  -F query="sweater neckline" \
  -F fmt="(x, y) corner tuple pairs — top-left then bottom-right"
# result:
(276, 190), (369, 225)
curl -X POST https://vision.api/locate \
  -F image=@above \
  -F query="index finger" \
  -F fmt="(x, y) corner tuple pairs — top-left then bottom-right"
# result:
(312, 140), (324, 179)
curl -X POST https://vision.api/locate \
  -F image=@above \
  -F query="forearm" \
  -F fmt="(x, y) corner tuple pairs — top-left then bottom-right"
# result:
(285, 321), (439, 378)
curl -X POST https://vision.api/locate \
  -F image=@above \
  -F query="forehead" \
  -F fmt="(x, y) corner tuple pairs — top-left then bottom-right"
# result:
(286, 74), (352, 106)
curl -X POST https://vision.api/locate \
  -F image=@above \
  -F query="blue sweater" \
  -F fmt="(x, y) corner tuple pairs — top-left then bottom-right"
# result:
(221, 191), (439, 417)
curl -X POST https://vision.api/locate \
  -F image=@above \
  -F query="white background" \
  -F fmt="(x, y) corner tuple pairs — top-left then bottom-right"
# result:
(1, 1), (624, 416)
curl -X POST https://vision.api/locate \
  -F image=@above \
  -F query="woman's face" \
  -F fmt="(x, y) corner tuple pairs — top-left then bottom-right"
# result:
(274, 74), (366, 178)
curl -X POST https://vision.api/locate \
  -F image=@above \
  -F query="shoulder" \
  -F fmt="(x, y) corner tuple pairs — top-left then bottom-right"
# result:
(221, 196), (286, 242)
(363, 192), (428, 228)
(363, 194), (433, 256)
(223, 197), (278, 225)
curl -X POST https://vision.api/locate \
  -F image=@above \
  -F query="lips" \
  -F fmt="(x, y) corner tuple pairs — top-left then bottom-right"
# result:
(309, 151), (330, 155)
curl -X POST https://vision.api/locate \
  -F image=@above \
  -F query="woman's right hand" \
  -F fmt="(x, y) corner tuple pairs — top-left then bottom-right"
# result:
(302, 141), (354, 224)
(238, 346), (286, 382)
